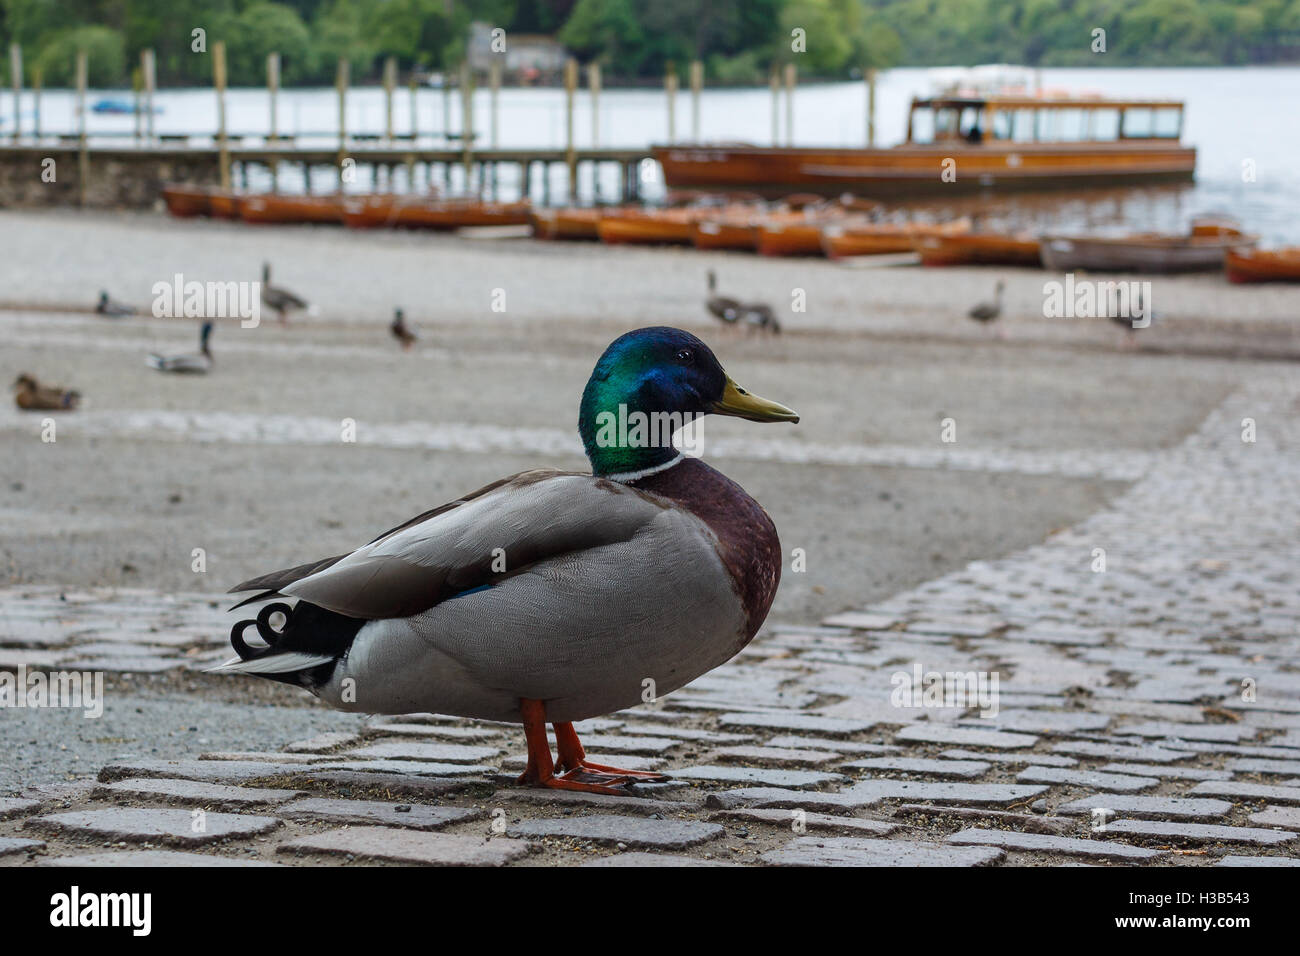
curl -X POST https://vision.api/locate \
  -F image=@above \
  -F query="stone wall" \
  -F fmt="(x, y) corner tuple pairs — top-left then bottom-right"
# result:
(0, 146), (222, 209)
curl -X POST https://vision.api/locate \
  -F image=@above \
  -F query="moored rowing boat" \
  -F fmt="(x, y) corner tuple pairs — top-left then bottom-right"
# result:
(1040, 231), (1257, 273)
(821, 218), (972, 258)
(915, 231), (1042, 266)
(1225, 246), (1300, 283)
(161, 184), (213, 218)
(241, 194), (347, 225)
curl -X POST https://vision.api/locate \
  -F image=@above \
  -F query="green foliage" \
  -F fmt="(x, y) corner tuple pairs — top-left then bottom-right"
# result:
(0, 0), (1295, 87)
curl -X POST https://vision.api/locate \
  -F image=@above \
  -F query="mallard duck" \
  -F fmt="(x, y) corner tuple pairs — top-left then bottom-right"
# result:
(1110, 286), (1152, 348)
(95, 290), (136, 317)
(706, 271), (780, 334)
(214, 327), (799, 794)
(147, 321), (213, 373)
(13, 373), (80, 411)
(261, 262), (315, 324)
(390, 308), (417, 350)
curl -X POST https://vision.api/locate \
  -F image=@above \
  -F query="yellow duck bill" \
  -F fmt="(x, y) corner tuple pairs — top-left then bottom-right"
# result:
(711, 375), (800, 423)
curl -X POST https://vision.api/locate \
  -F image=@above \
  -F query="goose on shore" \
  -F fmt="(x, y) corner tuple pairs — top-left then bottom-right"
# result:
(13, 373), (80, 411)
(968, 280), (1005, 337)
(146, 321), (214, 373)
(96, 290), (136, 317)
(390, 308), (417, 350)
(213, 327), (799, 794)
(261, 263), (315, 324)
(706, 271), (780, 334)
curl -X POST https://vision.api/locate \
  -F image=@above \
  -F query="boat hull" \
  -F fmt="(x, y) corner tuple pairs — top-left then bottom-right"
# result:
(161, 184), (212, 218)
(916, 233), (1042, 267)
(1224, 247), (1300, 283)
(597, 211), (696, 245)
(822, 220), (971, 258)
(1042, 234), (1255, 273)
(241, 194), (346, 225)
(654, 143), (1197, 198)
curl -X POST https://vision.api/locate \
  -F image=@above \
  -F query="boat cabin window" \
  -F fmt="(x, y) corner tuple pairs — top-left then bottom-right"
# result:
(1122, 106), (1182, 139)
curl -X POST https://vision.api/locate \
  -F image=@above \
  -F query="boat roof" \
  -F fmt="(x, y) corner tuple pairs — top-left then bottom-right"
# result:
(912, 95), (1184, 110)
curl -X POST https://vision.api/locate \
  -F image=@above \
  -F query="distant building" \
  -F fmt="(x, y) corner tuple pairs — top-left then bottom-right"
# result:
(467, 21), (567, 83)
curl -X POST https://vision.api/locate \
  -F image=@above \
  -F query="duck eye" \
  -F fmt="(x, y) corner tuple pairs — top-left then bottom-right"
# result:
(676, 349), (693, 363)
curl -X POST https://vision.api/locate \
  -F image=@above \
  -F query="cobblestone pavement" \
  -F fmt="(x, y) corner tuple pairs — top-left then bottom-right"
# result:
(2, 371), (1298, 866)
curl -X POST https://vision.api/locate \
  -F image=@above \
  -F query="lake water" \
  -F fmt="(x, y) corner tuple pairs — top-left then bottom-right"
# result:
(6, 66), (1299, 241)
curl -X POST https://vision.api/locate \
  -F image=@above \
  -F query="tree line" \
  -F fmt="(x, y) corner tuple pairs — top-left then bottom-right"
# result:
(1, 0), (1296, 88)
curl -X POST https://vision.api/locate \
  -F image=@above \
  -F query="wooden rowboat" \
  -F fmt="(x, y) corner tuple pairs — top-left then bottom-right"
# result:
(597, 208), (700, 245)
(241, 194), (347, 225)
(207, 192), (244, 220)
(692, 215), (762, 251)
(1040, 230), (1257, 273)
(161, 184), (213, 218)
(915, 231), (1042, 267)
(755, 209), (855, 257)
(1225, 247), (1300, 283)
(530, 207), (605, 240)
(342, 196), (531, 230)
(821, 218), (972, 258)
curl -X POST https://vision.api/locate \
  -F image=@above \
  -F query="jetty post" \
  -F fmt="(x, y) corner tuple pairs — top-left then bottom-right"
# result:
(132, 65), (142, 143)
(267, 52), (280, 189)
(75, 49), (88, 204)
(564, 57), (577, 202)
(460, 60), (473, 189)
(689, 59), (702, 142)
(9, 43), (20, 142)
(665, 62), (678, 143)
(32, 65), (41, 138)
(384, 56), (396, 143)
(784, 62), (795, 146)
(336, 57), (349, 189)
(143, 49), (156, 141)
(407, 73), (418, 189)
(214, 41), (230, 191)
(588, 62), (601, 148)
(866, 67), (876, 146)
(770, 67), (779, 145)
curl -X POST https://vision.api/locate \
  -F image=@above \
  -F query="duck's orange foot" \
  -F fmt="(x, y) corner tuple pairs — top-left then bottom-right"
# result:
(556, 758), (669, 782)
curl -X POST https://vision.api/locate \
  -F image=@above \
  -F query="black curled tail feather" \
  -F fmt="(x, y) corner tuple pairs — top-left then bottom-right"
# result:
(230, 602), (295, 661)
(225, 598), (368, 689)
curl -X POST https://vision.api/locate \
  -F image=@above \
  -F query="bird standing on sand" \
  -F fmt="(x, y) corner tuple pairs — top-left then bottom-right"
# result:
(706, 270), (780, 335)
(213, 327), (799, 795)
(968, 280), (1005, 337)
(261, 263), (315, 324)
(96, 291), (135, 317)
(12, 373), (80, 411)
(390, 308), (417, 350)
(147, 321), (214, 374)
(1109, 286), (1152, 348)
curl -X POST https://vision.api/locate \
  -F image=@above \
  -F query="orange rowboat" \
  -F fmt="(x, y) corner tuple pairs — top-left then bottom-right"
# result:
(1225, 247), (1300, 283)
(531, 207), (605, 240)
(339, 195), (532, 230)
(207, 192), (244, 220)
(821, 218), (972, 258)
(915, 231), (1042, 267)
(692, 216), (762, 251)
(241, 194), (347, 225)
(597, 208), (699, 245)
(161, 184), (213, 218)
(756, 210), (853, 257)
